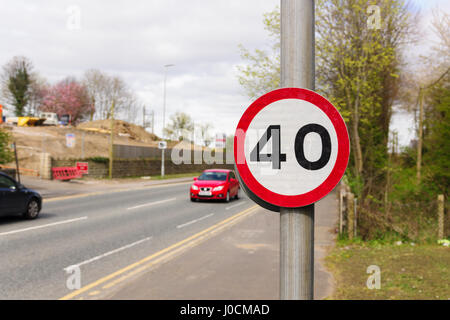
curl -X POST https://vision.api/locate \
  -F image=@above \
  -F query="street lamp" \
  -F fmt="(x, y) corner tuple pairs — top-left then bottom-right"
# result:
(161, 64), (174, 178)
(162, 64), (175, 138)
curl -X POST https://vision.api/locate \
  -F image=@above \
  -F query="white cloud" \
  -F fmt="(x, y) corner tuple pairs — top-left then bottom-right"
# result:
(0, 0), (278, 137)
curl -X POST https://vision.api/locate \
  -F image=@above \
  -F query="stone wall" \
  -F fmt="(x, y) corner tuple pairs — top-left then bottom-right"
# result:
(51, 158), (234, 179)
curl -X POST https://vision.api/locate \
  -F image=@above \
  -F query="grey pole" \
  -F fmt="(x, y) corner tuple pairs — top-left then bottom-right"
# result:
(280, 0), (315, 300)
(162, 64), (175, 138)
(162, 64), (174, 178)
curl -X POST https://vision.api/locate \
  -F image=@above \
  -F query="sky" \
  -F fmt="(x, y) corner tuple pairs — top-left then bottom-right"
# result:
(0, 0), (448, 145)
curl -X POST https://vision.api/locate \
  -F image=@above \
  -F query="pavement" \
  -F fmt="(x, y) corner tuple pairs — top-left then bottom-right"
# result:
(105, 190), (338, 300)
(0, 175), (338, 300)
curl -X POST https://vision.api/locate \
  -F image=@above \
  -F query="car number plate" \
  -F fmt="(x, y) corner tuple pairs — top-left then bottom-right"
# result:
(199, 190), (212, 196)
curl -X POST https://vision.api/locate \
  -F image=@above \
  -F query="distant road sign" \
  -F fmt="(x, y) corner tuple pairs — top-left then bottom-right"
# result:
(215, 133), (226, 149)
(66, 133), (76, 148)
(234, 88), (349, 211)
(76, 162), (88, 174)
(158, 141), (167, 149)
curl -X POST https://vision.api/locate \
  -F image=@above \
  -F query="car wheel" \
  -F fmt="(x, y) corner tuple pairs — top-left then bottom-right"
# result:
(23, 199), (40, 219)
(190, 197), (196, 202)
(225, 190), (230, 203)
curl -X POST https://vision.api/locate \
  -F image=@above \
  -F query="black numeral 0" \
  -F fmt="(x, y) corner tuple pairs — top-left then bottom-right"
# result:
(294, 124), (331, 170)
(250, 124), (331, 171)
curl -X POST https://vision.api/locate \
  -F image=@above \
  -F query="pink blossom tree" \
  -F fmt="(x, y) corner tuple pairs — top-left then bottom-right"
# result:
(40, 77), (94, 124)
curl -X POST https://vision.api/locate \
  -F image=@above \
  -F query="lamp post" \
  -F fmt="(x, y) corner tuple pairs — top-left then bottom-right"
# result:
(162, 64), (174, 177)
(162, 64), (175, 138)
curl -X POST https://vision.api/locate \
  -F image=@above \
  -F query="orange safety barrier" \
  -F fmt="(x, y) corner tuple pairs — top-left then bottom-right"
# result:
(52, 167), (82, 181)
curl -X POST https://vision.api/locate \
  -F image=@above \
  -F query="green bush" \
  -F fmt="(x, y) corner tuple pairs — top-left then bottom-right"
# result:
(0, 129), (13, 164)
(86, 156), (109, 164)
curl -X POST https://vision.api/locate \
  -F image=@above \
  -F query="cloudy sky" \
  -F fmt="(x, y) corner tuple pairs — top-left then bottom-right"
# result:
(0, 0), (448, 145)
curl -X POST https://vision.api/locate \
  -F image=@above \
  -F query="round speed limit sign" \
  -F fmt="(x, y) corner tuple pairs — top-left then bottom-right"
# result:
(234, 88), (349, 211)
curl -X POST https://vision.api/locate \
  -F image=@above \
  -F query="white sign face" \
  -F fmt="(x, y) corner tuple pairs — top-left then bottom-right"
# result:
(234, 88), (349, 209)
(244, 99), (338, 195)
(158, 141), (167, 149)
(66, 133), (75, 148)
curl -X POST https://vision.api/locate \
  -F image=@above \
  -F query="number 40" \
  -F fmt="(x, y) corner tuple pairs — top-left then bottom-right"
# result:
(250, 124), (331, 171)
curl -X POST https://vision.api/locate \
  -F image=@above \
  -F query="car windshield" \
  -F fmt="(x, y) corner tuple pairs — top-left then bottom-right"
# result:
(198, 172), (227, 181)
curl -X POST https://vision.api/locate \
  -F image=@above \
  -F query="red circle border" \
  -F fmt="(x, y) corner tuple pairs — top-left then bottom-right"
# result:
(234, 88), (350, 208)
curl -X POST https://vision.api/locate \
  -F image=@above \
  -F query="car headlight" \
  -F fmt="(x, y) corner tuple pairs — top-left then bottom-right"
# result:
(213, 185), (224, 192)
(191, 185), (199, 190)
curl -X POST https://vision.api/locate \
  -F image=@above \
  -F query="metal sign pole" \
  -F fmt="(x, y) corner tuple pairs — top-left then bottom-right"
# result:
(161, 149), (165, 177)
(280, 0), (315, 300)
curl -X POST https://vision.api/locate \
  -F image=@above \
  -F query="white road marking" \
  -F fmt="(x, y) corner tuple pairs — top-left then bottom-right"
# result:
(126, 198), (176, 210)
(65, 237), (152, 269)
(0, 216), (88, 237)
(226, 201), (246, 210)
(176, 213), (215, 229)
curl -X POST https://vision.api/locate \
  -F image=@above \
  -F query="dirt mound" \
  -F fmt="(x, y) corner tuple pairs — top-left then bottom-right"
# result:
(77, 120), (160, 143)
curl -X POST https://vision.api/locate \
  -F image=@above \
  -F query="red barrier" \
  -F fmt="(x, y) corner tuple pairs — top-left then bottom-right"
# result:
(52, 167), (82, 181)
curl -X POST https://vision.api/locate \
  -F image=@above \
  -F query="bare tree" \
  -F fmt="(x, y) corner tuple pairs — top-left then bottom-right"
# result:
(83, 69), (141, 123)
(198, 123), (213, 147)
(27, 73), (48, 116)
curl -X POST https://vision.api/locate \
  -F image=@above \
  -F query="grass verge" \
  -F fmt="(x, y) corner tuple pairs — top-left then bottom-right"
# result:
(326, 240), (450, 300)
(148, 172), (202, 180)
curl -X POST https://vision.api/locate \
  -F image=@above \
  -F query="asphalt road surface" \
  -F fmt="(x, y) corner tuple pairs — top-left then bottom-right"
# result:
(0, 181), (254, 299)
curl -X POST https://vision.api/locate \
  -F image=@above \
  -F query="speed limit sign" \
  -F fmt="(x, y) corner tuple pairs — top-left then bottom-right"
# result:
(234, 88), (349, 211)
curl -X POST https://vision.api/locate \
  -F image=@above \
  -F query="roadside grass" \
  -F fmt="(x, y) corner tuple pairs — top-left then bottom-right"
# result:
(326, 239), (450, 300)
(82, 172), (201, 181)
(148, 172), (202, 180)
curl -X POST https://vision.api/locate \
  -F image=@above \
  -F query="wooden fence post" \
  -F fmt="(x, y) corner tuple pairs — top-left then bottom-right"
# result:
(339, 189), (344, 235)
(347, 193), (355, 240)
(438, 194), (444, 239)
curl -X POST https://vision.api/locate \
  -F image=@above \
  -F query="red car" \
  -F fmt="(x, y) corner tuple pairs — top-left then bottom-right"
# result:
(190, 169), (240, 202)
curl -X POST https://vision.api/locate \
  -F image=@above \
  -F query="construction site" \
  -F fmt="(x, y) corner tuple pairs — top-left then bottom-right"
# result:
(0, 114), (230, 180)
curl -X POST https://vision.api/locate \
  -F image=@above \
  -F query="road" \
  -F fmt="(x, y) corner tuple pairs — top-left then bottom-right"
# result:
(0, 181), (255, 299)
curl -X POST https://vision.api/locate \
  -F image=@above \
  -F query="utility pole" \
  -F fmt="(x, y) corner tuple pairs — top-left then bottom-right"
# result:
(109, 100), (115, 180)
(152, 110), (155, 134)
(143, 105), (146, 128)
(162, 64), (174, 178)
(163, 64), (175, 137)
(280, 0), (315, 300)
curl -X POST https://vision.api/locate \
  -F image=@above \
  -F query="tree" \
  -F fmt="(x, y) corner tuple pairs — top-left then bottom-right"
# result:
(27, 74), (48, 116)
(0, 129), (13, 164)
(237, 7), (280, 99)
(83, 69), (140, 123)
(237, 1), (415, 197)
(40, 77), (94, 123)
(1, 56), (33, 116)
(198, 123), (213, 147)
(420, 11), (450, 195)
(164, 112), (194, 141)
(423, 73), (450, 196)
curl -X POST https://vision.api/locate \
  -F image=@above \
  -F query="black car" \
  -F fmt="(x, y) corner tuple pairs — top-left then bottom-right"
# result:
(0, 172), (42, 219)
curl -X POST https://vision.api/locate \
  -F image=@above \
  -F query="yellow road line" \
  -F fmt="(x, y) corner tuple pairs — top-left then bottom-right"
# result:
(45, 181), (191, 203)
(59, 205), (258, 300)
(100, 207), (254, 291)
